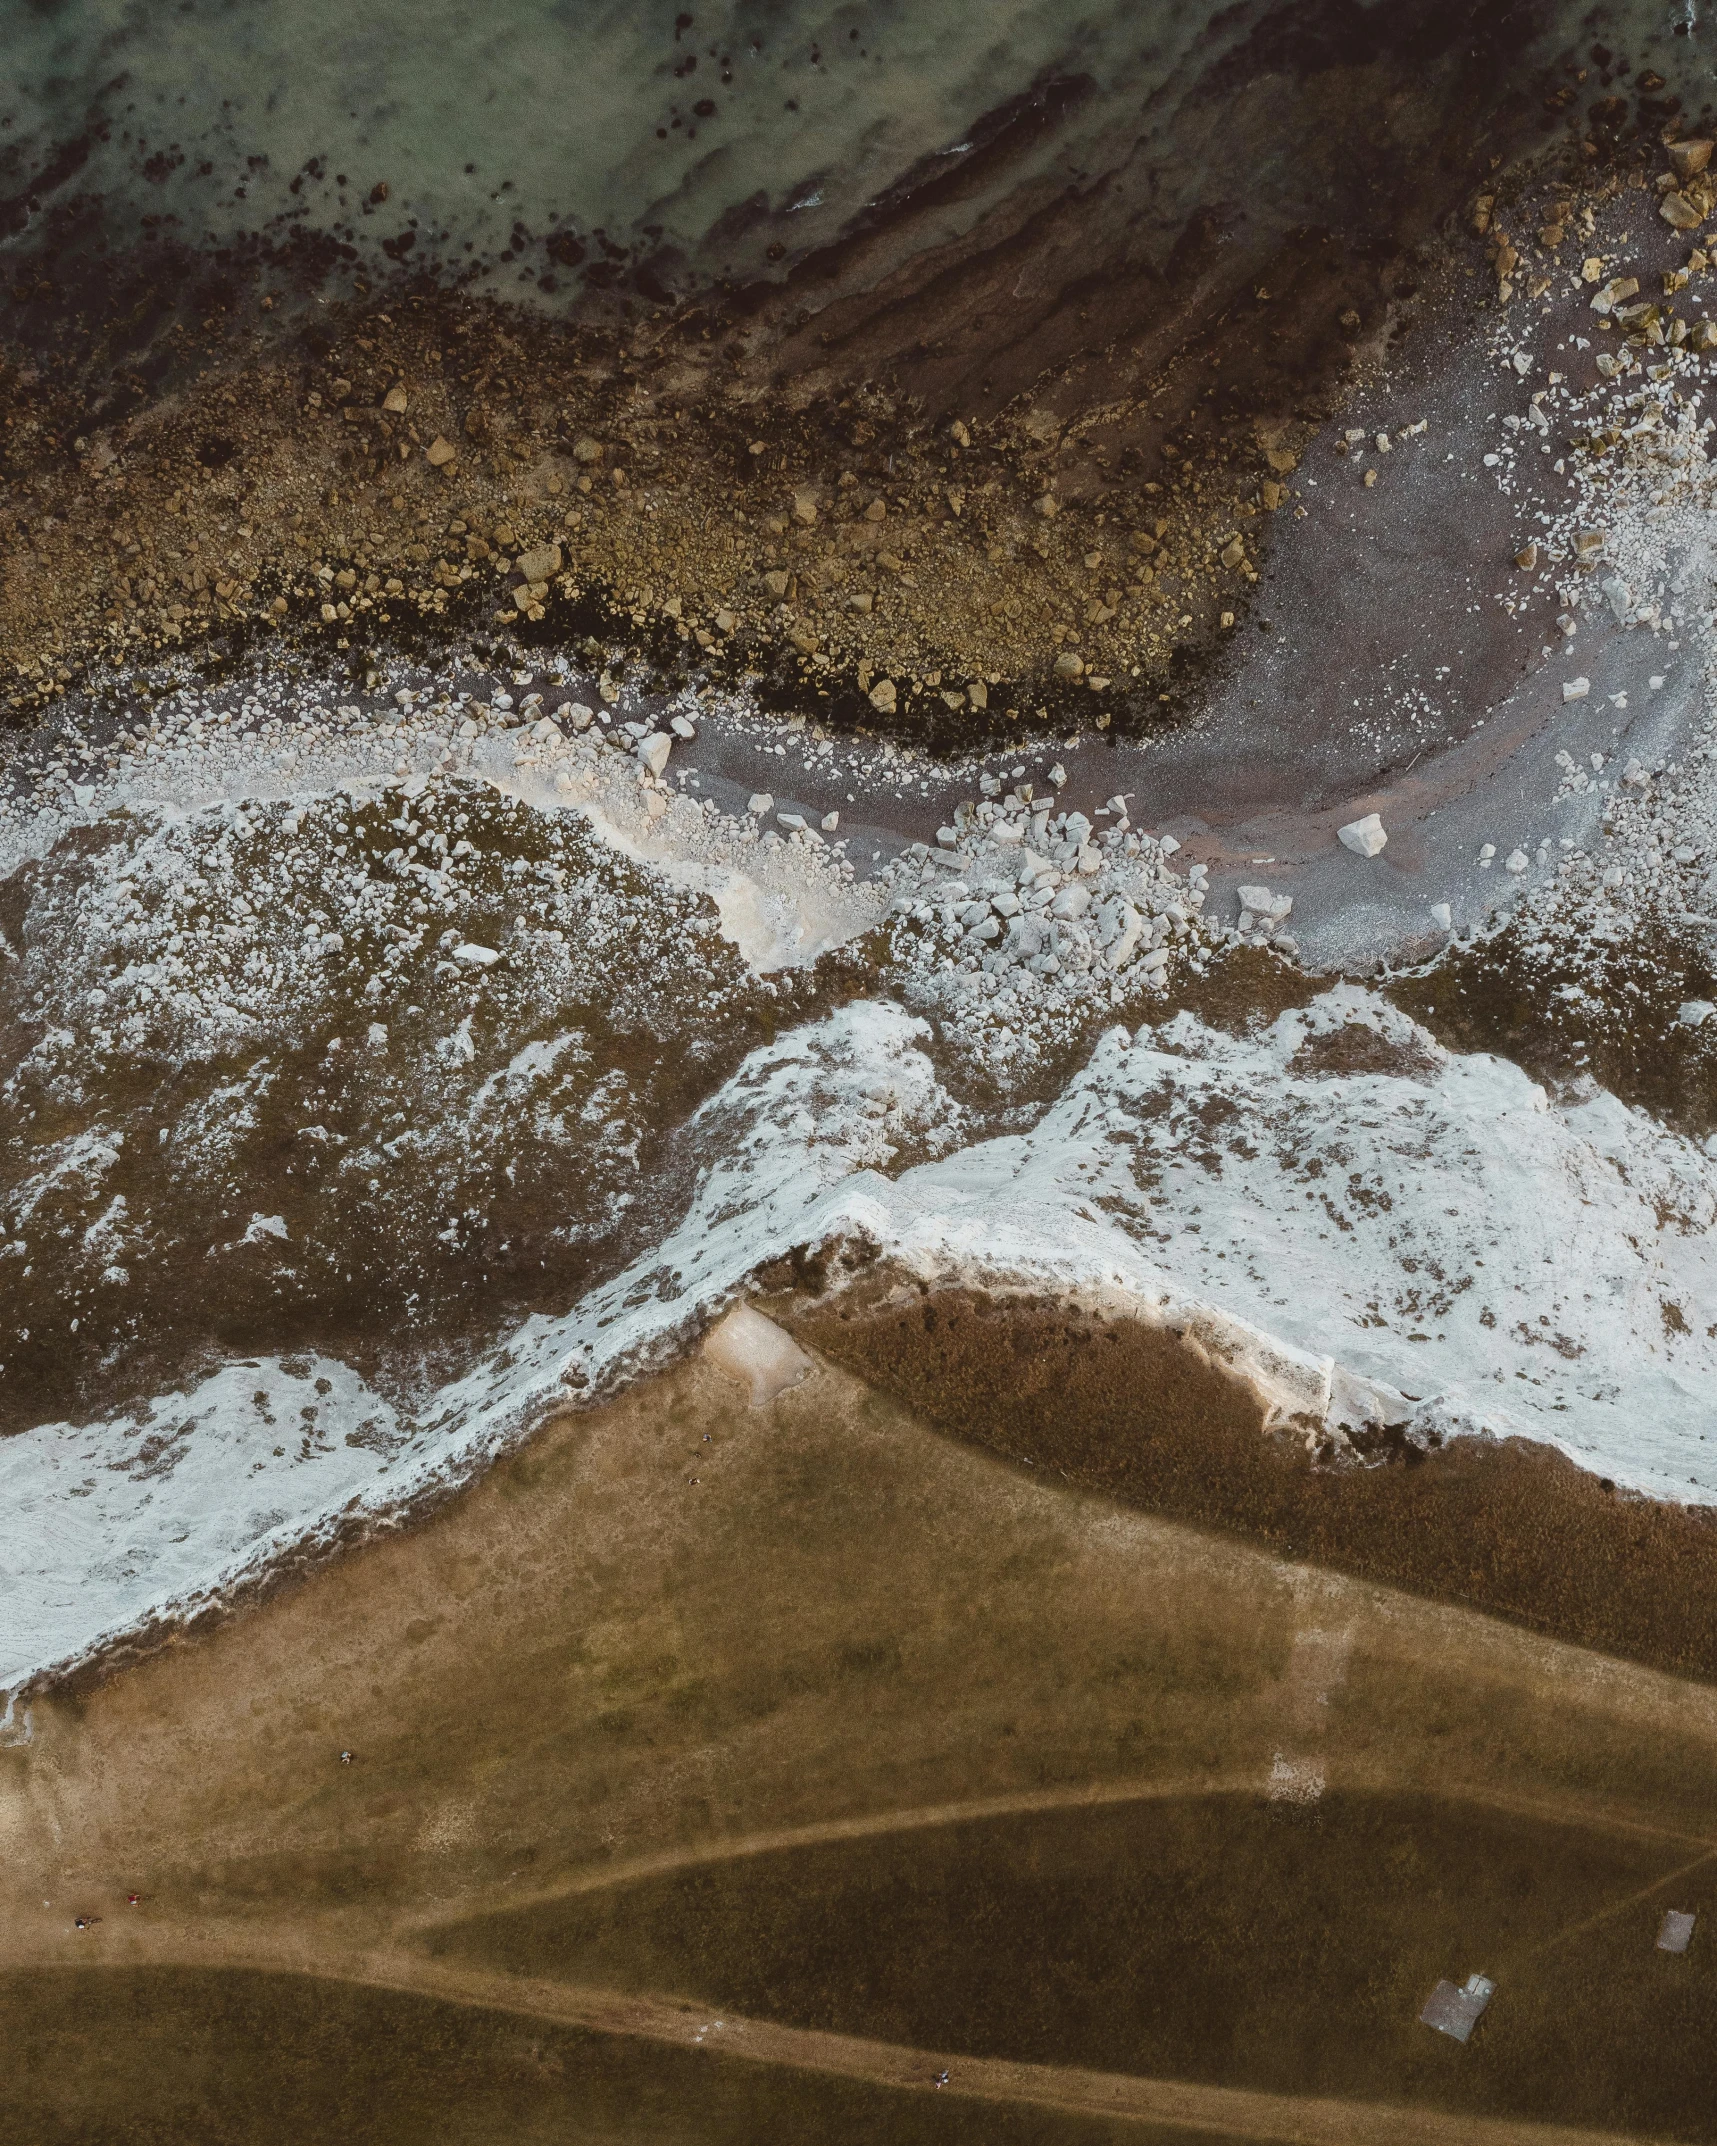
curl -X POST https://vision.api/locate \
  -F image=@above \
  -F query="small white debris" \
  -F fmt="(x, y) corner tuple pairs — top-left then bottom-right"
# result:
(670, 715), (698, 740)
(1505, 849), (1529, 874)
(1563, 677), (1590, 702)
(452, 942), (501, 967)
(821, 811), (840, 832)
(1337, 812), (1388, 858)
(1659, 1910), (1698, 1953)
(1649, 675), (1666, 692)
(1677, 1000), (1715, 1029)
(1430, 902), (1453, 931)
(747, 792), (774, 816)
(638, 732), (672, 777)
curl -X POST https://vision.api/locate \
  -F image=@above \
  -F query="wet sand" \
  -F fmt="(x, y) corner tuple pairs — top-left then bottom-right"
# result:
(8, 1341), (1717, 2139)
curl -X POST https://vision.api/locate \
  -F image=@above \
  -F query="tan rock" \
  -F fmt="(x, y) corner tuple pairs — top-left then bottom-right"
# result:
(1590, 276), (1639, 314)
(761, 569), (790, 599)
(1053, 651), (1084, 681)
(967, 681), (987, 711)
(571, 436), (604, 464)
(1670, 138), (1714, 179)
(425, 435), (456, 467)
(1661, 192), (1704, 231)
(868, 677), (897, 714)
(1219, 537), (1246, 570)
(1035, 494), (1058, 519)
(382, 385), (409, 414)
(515, 543), (561, 583)
(791, 489), (818, 525)
(1514, 542), (1539, 571)
(864, 498), (887, 522)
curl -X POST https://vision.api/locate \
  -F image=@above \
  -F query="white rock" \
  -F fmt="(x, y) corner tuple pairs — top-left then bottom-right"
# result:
(639, 732), (672, 777)
(565, 703), (595, 730)
(1678, 1000), (1715, 1028)
(1430, 901), (1453, 931)
(1158, 834), (1181, 856)
(452, 942), (501, 966)
(1337, 812), (1388, 858)
(670, 715), (698, 740)
(457, 718), (480, 739)
(1505, 849), (1529, 874)
(701, 1302), (813, 1408)
(1107, 905), (1146, 968)
(747, 792), (774, 816)
(1563, 677), (1590, 702)
(821, 811), (840, 832)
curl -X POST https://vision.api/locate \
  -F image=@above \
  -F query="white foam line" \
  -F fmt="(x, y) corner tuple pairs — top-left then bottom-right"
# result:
(6, 985), (1715, 1696)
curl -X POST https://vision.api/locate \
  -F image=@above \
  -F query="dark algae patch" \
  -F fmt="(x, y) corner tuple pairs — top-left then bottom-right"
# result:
(1392, 913), (1717, 1143)
(0, 1968), (1152, 2146)
(435, 1789), (1717, 2138)
(796, 1285), (1717, 1683)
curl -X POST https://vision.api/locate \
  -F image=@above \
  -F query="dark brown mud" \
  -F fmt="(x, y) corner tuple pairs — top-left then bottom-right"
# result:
(792, 1283), (1717, 1684)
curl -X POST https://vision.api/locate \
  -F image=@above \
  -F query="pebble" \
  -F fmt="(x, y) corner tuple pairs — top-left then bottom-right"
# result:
(1563, 678), (1591, 702)
(452, 943), (501, 967)
(748, 793), (774, 816)
(638, 733), (672, 777)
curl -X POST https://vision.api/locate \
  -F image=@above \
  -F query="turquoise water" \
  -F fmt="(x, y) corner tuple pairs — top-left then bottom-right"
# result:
(5, 0), (1699, 311)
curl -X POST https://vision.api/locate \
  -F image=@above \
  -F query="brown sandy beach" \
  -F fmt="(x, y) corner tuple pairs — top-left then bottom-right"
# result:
(7, 1331), (1717, 2141)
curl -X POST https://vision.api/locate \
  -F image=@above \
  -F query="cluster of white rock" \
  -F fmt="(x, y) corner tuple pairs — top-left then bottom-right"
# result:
(878, 773), (1214, 1063)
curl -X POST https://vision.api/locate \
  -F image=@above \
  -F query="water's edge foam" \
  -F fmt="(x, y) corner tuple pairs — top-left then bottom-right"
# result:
(7, 985), (1715, 1702)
